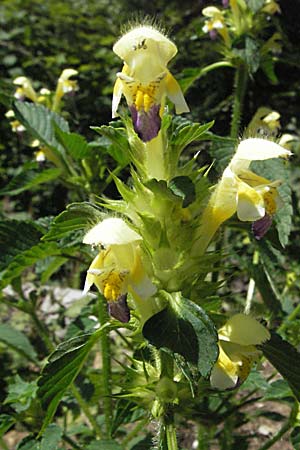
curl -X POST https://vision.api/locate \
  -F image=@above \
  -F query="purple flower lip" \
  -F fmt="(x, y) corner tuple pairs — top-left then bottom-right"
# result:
(252, 214), (273, 240)
(130, 104), (161, 142)
(108, 294), (130, 323)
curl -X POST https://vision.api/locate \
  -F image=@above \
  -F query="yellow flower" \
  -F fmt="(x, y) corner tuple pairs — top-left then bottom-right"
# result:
(202, 7), (230, 46)
(195, 138), (291, 251)
(83, 218), (156, 322)
(112, 25), (189, 142)
(52, 68), (78, 111)
(210, 314), (270, 389)
(13, 76), (38, 102)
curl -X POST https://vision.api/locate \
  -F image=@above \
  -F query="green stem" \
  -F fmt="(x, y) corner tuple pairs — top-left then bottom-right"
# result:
(165, 419), (178, 450)
(279, 302), (300, 333)
(158, 350), (178, 450)
(71, 384), (102, 438)
(98, 294), (113, 438)
(183, 61), (234, 93)
(230, 63), (248, 139)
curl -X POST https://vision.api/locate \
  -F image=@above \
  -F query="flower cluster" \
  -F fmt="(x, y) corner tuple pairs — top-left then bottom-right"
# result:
(81, 24), (291, 393)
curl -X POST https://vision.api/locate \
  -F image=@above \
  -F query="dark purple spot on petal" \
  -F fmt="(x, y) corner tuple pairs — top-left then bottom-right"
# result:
(129, 104), (161, 142)
(108, 294), (130, 323)
(252, 214), (273, 240)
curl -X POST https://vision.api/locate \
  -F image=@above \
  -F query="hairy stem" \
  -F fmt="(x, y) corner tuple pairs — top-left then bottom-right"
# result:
(98, 294), (113, 438)
(230, 64), (248, 139)
(71, 384), (102, 438)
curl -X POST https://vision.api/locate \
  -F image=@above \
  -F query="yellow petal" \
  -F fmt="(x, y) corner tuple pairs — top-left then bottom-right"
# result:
(219, 313), (270, 346)
(236, 180), (265, 221)
(234, 138), (292, 163)
(83, 218), (142, 246)
(59, 69), (78, 82)
(209, 167), (238, 223)
(112, 77), (123, 118)
(113, 26), (177, 83)
(165, 71), (189, 114)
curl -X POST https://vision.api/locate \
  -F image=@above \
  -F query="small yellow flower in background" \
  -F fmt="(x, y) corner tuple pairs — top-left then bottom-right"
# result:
(210, 313), (270, 389)
(5, 110), (25, 134)
(13, 76), (38, 102)
(83, 218), (156, 322)
(202, 7), (230, 46)
(112, 25), (189, 142)
(196, 138), (291, 251)
(52, 68), (78, 112)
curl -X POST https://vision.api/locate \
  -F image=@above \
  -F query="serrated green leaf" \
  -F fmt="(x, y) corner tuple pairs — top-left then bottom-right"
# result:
(39, 256), (68, 284)
(43, 202), (104, 241)
(37, 326), (109, 433)
(260, 332), (300, 401)
(143, 292), (218, 377)
(168, 176), (196, 207)
(54, 126), (91, 160)
(91, 123), (130, 166)
(291, 427), (300, 450)
(86, 440), (123, 450)
(0, 242), (62, 289)
(0, 165), (61, 196)
(170, 120), (214, 161)
(0, 324), (38, 362)
(13, 101), (69, 169)
(0, 414), (15, 438)
(0, 220), (43, 270)
(4, 375), (38, 413)
(40, 424), (62, 450)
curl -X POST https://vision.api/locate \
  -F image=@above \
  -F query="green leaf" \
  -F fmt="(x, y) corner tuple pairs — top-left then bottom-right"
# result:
(249, 261), (283, 314)
(0, 242), (62, 289)
(0, 164), (61, 196)
(170, 119), (214, 160)
(86, 440), (123, 450)
(40, 424), (62, 450)
(291, 427), (300, 450)
(168, 176), (196, 207)
(0, 324), (38, 362)
(54, 126), (91, 160)
(37, 327), (108, 433)
(4, 375), (38, 413)
(260, 332), (300, 401)
(143, 292), (218, 377)
(91, 123), (131, 166)
(16, 437), (39, 450)
(0, 220), (43, 270)
(262, 379), (293, 401)
(43, 202), (104, 241)
(13, 101), (69, 166)
(0, 414), (15, 438)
